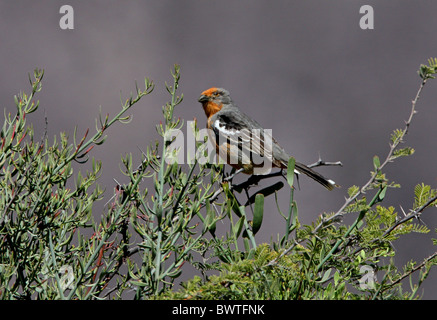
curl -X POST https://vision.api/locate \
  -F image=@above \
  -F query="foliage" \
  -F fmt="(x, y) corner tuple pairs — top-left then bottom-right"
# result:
(0, 69), (154, 299)
(1, 59), (437, 300)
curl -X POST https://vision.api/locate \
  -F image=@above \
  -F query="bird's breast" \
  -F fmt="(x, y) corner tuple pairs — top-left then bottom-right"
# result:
(202, 101), (222, 119)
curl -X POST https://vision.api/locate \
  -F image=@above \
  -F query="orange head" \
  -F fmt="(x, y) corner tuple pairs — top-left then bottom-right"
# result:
(198, 87), (232, 118)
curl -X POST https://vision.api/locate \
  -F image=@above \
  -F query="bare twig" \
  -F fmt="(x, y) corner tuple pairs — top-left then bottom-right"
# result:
(308, 156), (343, 169)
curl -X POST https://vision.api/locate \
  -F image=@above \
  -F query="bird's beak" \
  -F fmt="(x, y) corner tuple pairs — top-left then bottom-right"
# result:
(198, 94), (209, 103)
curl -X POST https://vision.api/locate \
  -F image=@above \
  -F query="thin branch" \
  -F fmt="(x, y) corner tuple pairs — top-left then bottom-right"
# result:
(382, 193), (437, 238)
(205, 157), (340, 206)
(308, 157), (343, 169)
(268, 77), (429, 267)
(386, 251), (437, 288)
(319, 77), (428, 228)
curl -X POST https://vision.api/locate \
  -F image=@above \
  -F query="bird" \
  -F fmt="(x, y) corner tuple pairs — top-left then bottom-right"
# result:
(197, 87), (338, 190)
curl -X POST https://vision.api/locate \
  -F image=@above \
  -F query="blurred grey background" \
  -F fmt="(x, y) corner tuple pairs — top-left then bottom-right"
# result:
(1, 1), (437, 298)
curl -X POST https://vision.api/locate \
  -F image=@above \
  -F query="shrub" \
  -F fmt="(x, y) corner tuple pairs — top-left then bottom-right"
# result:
(1, 61), (437, 300)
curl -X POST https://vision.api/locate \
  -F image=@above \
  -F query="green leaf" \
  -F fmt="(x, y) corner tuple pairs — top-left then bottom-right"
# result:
(224, 182), (243, 217)
(286, 200), (299, 235)
(414, 183), (430, 209)
(373, 155), (380, 171)
(243, 238), (250, 252)
(347, 185), (360, 198)
(252, 194), (264, 235)
(320, 268), (332, 283)
(233, 216), (245, 238)
(418, 58), (437, 79)
(378, 185), (387, 202)
(391, 147), (415, 160)
(204, 200), (216, 234)
(414, 183), (437, 209)
(286, 157), (296, 188)
(334, 271), (340, 287)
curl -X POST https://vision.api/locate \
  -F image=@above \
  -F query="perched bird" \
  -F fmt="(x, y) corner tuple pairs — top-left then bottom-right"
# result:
(198, 87), (337, 190)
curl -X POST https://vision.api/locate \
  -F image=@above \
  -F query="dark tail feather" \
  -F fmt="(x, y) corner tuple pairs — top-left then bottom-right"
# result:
(294, 161), (338, 191)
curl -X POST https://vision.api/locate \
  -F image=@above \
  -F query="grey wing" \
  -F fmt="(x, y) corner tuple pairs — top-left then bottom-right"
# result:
(211, 110), (277, 173)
